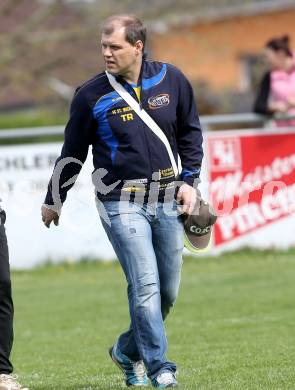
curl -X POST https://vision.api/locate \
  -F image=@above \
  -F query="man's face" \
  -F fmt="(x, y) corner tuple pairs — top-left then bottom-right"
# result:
(101, 26), (141, 76)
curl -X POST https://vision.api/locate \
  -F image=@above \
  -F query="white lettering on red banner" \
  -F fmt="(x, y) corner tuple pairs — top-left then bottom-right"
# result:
(207, 133), (295, 246)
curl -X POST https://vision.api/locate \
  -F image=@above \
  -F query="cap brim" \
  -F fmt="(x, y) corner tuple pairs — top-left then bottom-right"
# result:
(184, 229), (212, 253)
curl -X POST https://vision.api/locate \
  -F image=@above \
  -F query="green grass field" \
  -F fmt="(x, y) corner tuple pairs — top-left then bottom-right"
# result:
(0, 109), (67, 130)
(11, 249), (295, 389)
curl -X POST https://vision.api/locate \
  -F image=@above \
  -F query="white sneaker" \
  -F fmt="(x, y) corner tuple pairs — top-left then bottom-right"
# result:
(152, 371), (178, 388)
(109, 344), (149, 386)
(0, 374), (29, 390)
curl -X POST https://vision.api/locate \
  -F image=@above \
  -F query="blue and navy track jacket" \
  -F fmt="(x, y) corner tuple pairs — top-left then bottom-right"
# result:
(45, 60), (203, 205)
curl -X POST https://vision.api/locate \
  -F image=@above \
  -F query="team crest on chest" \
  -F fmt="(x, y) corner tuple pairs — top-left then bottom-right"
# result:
(148, 94), (170, 109)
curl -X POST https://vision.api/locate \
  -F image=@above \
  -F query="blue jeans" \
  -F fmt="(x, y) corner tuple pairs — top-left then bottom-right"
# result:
(100, 200), (184, 379)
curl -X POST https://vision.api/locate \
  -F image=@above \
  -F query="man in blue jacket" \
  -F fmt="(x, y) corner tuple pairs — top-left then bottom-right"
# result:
(42, 14), (203, 388)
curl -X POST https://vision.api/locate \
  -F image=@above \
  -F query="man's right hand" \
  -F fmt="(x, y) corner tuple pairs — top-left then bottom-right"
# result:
(41, 205), (60, 228)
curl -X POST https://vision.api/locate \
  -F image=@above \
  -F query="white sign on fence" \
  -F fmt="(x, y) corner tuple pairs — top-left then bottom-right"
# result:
(0, 142), (115, 268)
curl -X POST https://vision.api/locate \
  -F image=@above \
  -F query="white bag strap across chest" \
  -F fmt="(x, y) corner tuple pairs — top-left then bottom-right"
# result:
(105, 71), (179, 177)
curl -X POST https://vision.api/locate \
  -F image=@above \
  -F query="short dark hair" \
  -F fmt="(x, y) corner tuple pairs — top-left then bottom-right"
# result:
(265, 35), (292, 57)
(101, 14), (146, 50)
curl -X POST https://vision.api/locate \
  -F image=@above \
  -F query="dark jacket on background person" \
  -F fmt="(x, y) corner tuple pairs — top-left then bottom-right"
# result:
(253, 71), (271, 115)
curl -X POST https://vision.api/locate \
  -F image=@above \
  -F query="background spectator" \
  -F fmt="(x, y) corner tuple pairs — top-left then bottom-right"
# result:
(253, 35), (295, 126)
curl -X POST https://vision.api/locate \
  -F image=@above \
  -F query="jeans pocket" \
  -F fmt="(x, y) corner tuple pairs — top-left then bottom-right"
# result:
(103, 201), (140, 218)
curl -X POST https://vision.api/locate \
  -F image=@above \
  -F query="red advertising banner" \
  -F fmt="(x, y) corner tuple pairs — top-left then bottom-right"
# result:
(206, 129), (295, 247)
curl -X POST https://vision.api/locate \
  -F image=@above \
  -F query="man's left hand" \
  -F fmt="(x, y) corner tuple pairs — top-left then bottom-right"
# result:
(176, 183), (198, 215)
